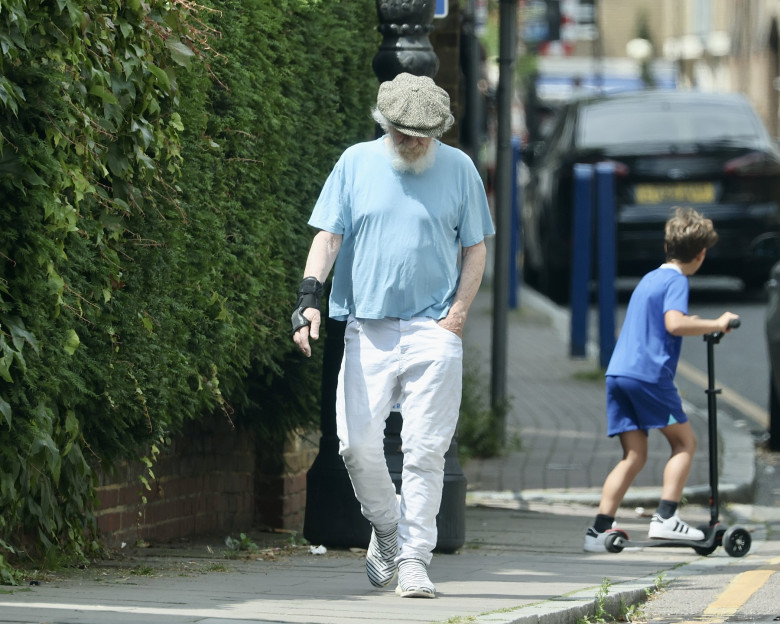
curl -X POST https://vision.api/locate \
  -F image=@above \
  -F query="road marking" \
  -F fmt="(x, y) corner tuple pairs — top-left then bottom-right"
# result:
(677, 360), (769, 428)
(676, 556), (780, 624)
(702, 569), (774, 620)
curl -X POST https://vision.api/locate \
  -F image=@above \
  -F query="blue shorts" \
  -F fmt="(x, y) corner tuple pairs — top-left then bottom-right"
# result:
(606, 375), (688, 437)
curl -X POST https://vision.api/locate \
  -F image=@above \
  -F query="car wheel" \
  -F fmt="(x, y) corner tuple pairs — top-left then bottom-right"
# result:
(522, 253), (541, 290)
(540, 262), (570, 305)
(537, 216), (570, 304)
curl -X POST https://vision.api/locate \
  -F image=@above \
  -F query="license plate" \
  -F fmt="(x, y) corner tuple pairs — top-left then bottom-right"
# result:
(634, 183), (716, 204)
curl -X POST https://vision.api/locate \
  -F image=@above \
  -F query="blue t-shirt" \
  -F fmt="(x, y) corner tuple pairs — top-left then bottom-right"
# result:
(606, 265), (689, 383)
(308, 137), (495, 321)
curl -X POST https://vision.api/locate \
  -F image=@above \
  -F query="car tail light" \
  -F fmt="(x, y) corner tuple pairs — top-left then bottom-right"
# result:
(602, 159), (630, 176)
(723, 151), (780, 176)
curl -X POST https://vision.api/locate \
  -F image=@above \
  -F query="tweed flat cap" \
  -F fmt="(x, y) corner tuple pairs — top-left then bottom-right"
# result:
(376, 73), (453, 138)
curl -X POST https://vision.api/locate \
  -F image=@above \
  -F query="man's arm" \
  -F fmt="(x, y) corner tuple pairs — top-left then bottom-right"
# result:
(293, 230), (342, 357)
(438, 240), (487, 338)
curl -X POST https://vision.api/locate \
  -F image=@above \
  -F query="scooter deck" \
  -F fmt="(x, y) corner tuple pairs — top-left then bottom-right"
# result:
(612, 534), (715, 550)
(606, 525), (723, 554)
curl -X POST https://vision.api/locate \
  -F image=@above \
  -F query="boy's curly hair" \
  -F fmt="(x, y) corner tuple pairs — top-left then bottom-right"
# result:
(665, 207), (718, 263)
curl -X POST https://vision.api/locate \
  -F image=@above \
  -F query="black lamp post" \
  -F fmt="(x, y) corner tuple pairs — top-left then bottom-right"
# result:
(372, 0), (439, 81)
(303, 316), (370, 548)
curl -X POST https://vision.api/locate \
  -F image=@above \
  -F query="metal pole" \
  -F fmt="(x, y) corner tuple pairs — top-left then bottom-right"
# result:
(491, 0), (516, 442)
(508, 137), (521, 309)
(705, 335), (720, 525)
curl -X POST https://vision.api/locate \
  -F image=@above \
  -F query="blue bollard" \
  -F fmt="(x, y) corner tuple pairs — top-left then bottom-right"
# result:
(596, 162), (617, 369)
(570, 164), (594, 357)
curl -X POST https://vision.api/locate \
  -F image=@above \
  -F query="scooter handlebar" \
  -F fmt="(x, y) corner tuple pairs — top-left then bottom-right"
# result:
(705, 317), (740, 343)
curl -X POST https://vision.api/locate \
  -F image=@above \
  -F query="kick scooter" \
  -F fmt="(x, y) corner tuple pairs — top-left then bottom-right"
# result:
(604, 318), (751, 558)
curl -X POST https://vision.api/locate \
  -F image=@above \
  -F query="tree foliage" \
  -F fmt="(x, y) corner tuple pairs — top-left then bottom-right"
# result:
(0, 0), (378, 581)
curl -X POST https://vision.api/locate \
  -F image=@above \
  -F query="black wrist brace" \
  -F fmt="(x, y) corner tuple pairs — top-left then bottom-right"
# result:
(291, 276), (323, 334)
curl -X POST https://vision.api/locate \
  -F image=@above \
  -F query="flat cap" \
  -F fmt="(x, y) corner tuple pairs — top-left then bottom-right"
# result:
(376, 73), (453, 138)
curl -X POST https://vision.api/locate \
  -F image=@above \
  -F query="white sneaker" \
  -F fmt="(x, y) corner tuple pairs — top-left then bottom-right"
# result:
(583, 527), (624, 552)
(648, 513), (705, 541)
(396, 558), (435, 598)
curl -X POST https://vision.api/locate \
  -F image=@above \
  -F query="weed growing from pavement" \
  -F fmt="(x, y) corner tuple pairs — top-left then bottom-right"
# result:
(223, 533), (259, 558)
(459, 347), (519, 461)
(286, 531), (309, 547)
(575, 573), (670, 623)
(653, 572), (669, 592)
(129, 565), (155, 576)
(619, 597), (644, 623)
(587, 577), (612, 623)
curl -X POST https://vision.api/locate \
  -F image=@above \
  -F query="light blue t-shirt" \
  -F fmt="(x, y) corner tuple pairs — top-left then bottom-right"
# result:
(308, 137), (494, 321)
(606, 265), (689, 383)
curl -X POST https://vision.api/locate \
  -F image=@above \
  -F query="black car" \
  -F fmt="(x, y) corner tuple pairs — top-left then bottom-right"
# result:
(767, 261), (780, 450)
(521, 90), (780, 303)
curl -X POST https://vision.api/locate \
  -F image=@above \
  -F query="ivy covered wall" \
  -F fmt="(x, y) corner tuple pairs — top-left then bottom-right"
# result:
(0, 0), (378, 583)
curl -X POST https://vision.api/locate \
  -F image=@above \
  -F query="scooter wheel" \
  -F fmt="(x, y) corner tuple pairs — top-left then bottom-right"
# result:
(605, 531), (626, 553)
(723, 527), (751, 558)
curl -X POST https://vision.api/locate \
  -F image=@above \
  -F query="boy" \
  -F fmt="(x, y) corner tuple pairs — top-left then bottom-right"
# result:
(584, 207), (739, 553)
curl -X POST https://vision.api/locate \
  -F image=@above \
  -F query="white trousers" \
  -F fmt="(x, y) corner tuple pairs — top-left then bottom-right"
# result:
(336, 316), (463, 564)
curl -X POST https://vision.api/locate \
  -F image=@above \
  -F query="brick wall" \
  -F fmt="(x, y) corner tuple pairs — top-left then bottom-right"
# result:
(95, 416), (318, 547)
(255, 429), (320, 532)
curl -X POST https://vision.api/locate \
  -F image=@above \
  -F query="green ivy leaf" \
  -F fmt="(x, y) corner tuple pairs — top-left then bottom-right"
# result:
(140, 314), (153, 333)
(165, 38), (194, 69)
(4, 315), (39, 354)
(0, 395), (11, 428)
(63, 329), (80, 355)
(88, 85), (119, 105)
(0, 340), (14, 383)
(146, 63), (170, 91)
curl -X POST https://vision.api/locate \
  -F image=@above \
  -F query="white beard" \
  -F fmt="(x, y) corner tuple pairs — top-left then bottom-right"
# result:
(386, 138), (437, 174)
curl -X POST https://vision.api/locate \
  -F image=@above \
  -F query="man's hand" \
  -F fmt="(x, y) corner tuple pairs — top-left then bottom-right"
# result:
(291, 276), (324, 356)
(437, 309), (466, 338)
(436, 241), (485, 339)
(293, 308), (322, 357)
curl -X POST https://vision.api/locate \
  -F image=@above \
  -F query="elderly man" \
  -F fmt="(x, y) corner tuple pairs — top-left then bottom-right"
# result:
(292, 73), (494, 598)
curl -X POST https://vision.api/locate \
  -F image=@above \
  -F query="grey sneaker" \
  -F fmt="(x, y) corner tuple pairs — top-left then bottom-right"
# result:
(366, 525), (398, 587)
(395, 558), (436, 598)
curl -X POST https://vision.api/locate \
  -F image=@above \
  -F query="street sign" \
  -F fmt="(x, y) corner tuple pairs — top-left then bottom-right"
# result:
(435, 0), (448, 18)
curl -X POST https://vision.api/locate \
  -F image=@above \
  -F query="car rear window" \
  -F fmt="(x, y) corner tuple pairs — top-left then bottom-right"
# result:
(577, 98), (763, 148)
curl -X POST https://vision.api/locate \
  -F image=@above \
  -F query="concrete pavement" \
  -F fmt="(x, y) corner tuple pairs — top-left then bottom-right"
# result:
(0, 284), (772, 624)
